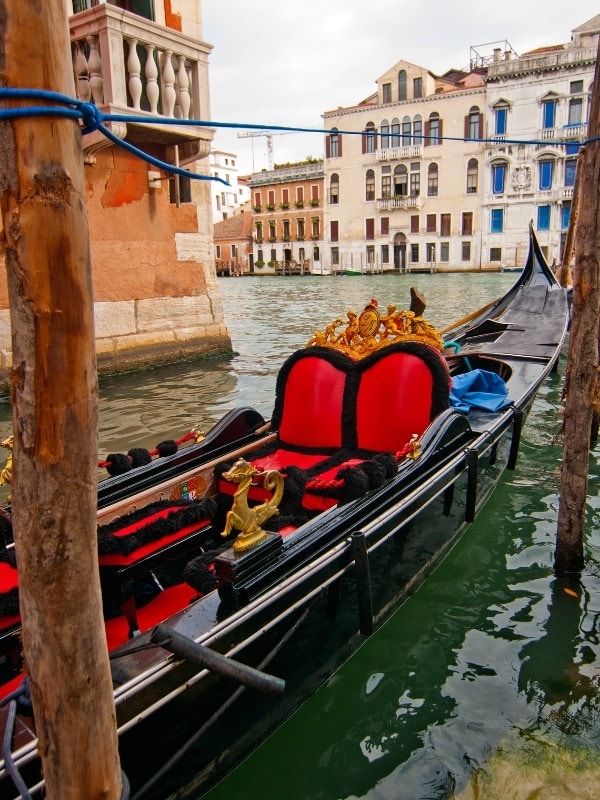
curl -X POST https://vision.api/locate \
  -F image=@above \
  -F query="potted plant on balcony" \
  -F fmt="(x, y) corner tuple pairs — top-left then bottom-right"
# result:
(295, 201), (304, 208)
(266, 204), (275, 211)
(279, 203), (289, 210)
(309, 199), (319, 207)
(267, 259), (277, 268)
(255, 259), (265, 268)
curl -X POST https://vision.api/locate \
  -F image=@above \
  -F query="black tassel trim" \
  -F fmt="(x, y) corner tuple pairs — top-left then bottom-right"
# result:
(98, 498), (217, 556)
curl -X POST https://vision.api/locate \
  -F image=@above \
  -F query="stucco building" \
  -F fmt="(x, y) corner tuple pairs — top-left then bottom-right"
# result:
(482, 15), (599, 266)
(321, 15), (599, 272)
(213, 212), (253, 275)
(0, 0), (231, 391)
(210, 149), (251, 222)
(249, 160), (325, 274)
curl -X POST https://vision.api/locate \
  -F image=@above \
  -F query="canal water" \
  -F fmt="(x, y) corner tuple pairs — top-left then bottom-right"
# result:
(1, 273), (599, 799)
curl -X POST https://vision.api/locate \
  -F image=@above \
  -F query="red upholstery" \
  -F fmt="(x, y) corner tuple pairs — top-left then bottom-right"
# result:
(0, 561), (19, 632)
(220, 343), (450, 519)
(277, 355), (346, 449)
(356, 352), (434, 452)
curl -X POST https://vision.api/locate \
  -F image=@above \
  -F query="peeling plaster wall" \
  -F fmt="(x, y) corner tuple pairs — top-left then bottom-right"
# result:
(0, 146), (231, 392)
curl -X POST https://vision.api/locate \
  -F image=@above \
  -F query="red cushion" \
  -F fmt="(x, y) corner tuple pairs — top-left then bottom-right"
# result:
(0, 561), (20, 631)
(356, 352), (434, 452)
(219, 449), (331, 502)
(277, 356), (346, 449)
(0, 562), (18, 594)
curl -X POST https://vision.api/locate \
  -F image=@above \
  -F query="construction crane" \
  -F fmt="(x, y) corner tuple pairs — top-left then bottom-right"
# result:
(238, 130), (275, 170)
(238, 130), (294, 171)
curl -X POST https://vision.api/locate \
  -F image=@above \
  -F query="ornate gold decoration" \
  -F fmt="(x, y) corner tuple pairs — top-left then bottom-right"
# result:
(221, 458), (284, 553)
(307, 298), (443, 358)
(191, 425), (205, 443)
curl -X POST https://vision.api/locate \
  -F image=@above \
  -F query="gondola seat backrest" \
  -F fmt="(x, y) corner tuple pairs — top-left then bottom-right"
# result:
(353, 344), (449, 452)
(271, 348), (348, 451)
(219, 342), (450, 514)
(270, 342), (450, 454)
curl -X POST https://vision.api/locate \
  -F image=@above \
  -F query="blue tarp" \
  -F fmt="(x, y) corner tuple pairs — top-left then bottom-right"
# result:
(450, 369), (511, 413)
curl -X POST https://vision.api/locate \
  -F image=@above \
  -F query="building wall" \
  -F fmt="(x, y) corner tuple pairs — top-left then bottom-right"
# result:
(210, 150), (251, 222)
(323, 69), (488, 273)
(482, 34), (597, 266)
(250, 161), (325, 273)
(320, 16), (599, 272)
(0, 0), (230, 391)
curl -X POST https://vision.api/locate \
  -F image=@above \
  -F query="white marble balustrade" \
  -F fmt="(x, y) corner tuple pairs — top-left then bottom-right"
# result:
(70, 4), (210, 123)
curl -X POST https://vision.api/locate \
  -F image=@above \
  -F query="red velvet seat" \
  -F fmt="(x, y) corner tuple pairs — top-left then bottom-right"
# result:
(219, 343), (450, 518)
(98, 500), (215, 637)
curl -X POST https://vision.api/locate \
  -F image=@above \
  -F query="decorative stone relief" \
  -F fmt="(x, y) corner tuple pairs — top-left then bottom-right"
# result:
(511, 166), (531, 191)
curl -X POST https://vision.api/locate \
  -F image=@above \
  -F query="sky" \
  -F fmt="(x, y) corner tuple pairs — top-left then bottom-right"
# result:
(201, 0), (599, 175)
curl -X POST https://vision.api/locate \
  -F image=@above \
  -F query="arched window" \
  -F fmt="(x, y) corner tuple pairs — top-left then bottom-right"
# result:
(538, 158), (555, 190)
(363, 122), (377, 154)
(492, 160), (508, 194)
(398, 70), (407, 101)
(329, 173), (340, 205)
(401, 116), (411, 145)
(391, 117), (400, 147)
(327, 128), (341, 158)
(413, 115), (422, 146)
(380, 119), (390, 149)
(393, 164), (408, 196)
(426, 112), (441, 145)
(427, 163), (439, 197)
(466, 158), (478, 194)
(465, 106), (482, 140)
(365, 169), (375, 201)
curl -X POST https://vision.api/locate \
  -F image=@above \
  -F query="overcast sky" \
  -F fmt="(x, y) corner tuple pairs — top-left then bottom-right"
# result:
(201, 1), (599, 175)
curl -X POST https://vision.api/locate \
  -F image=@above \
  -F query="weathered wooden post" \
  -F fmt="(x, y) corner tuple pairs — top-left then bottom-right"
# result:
(555, 150), (583, 289)
(555, 42), (600, 574)
(0, 1), (122, 798)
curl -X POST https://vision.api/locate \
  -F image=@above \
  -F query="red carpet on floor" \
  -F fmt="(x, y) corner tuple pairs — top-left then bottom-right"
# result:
(105, 583), (200, 651)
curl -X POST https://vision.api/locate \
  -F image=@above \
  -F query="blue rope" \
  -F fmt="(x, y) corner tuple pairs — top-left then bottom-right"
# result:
(0, 88), (230, 186)
(0, 87), (595, 176)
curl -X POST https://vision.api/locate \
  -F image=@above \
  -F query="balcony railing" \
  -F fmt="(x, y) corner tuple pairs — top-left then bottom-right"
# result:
(376, 145), (423, 160)
(70, 4), (212, 156)
(376, 196), (423, 211)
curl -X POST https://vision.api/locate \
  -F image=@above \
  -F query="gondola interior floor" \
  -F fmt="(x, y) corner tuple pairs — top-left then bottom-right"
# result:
(104, 583), (200, 651)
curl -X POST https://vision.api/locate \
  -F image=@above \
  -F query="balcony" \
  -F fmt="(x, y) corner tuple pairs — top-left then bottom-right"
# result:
(376, 145), (423, 161)
(70, 4), (213, 161)
(376, 196), (423, 211)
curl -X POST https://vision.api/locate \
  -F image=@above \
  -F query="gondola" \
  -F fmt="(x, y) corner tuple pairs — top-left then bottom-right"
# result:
(0, 225), (568, 800)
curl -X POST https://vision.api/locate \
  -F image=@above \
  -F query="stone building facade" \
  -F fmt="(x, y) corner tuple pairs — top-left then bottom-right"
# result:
(0, 0), (231, 391)
(321, 14), (599, 272)
(249, 160), (325, 274)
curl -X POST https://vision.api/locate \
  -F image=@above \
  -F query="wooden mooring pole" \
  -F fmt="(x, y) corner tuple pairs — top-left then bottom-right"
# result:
(555, 41), (600, 574)
(0, 1), (122, 798)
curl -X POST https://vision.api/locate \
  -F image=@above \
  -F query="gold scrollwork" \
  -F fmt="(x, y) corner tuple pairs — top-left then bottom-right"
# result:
(307, 297), (443, 358)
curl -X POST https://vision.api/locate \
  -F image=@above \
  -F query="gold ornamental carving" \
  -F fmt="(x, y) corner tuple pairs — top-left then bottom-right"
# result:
(221, 459), (284, 553)
(307, 298), (443, 358)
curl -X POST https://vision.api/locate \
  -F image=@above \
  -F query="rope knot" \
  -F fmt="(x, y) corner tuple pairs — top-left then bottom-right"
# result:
(80, 101), (103, 134)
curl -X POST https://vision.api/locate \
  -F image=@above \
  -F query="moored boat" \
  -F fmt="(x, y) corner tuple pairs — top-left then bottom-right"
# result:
(0, 225), (568, 800)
